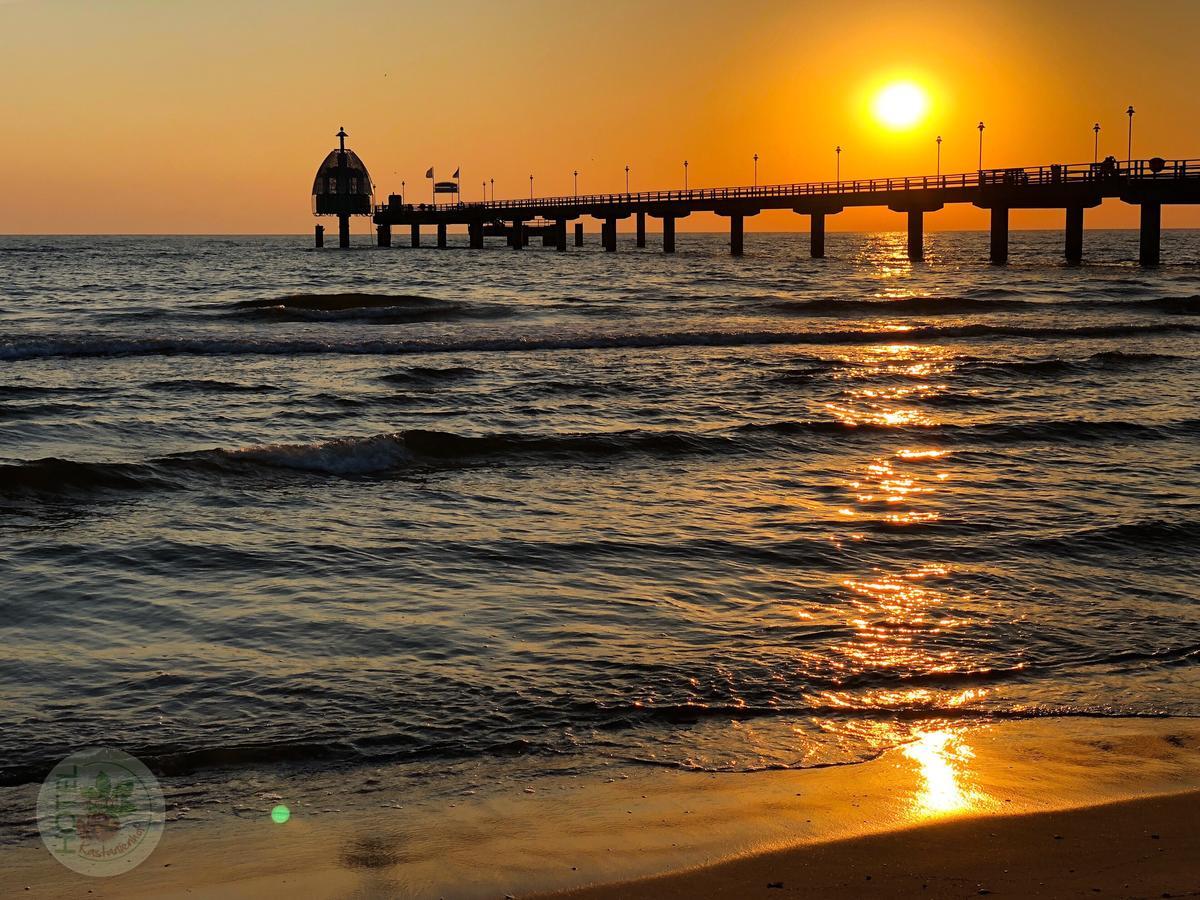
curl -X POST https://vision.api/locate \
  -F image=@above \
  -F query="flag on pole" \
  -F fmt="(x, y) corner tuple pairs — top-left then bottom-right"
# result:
(425, 167), (434, 178)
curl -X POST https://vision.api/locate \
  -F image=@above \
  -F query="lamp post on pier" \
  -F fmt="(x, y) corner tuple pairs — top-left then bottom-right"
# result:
(625, 165), (630, 194)
(936, 135), (942, 176)
(1126, 105), (1135, 168)
(683, 160), (688, 191)
(573, 170), (579, 198)
(753, 153), (759, 188)
(977, 122), (985, 171)
(490, 178), (494, 202)
(529, 174), (534, 200)
(835, 146), (841, 185)
(1093, 123), (1101, 163)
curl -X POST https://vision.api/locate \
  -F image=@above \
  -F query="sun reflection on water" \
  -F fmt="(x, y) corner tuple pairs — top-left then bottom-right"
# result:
(902, 729), (981, 817)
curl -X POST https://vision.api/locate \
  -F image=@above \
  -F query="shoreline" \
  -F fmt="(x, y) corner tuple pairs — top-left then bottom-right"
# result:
(3, 717), (1199, 898)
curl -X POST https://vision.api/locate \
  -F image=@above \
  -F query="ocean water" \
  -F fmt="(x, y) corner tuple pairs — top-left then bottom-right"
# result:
(1, 230), (1198, 820)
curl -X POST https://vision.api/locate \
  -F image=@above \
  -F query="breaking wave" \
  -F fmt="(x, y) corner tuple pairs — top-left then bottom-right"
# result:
(4, 416), (1197, 498)
(3, 322), (1196, 362)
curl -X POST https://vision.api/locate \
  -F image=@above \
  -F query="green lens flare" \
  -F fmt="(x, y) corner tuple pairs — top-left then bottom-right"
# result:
(270, 804), (291, 824)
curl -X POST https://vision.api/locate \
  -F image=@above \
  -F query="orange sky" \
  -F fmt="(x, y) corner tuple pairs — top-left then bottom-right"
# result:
(2, 0), (1198, 234)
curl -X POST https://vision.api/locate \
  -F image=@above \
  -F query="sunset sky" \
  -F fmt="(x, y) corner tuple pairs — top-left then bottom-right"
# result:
(3, 0), (1198, 233)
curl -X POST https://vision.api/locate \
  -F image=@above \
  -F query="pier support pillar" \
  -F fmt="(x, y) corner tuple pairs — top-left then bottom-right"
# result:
(663, 216), (676, 253)
(810, 213), (826, 258)
(468, 221), (484, 249)
(510, 220), (524, 250)
(906, 210), (924, 262)
(574, 222), (584, 246)
(437, 223), (447, 248)
(314, 225), (324, 248)
(338, 214), (350, 249)
(377, 224), (391, 248)
(989, 207), (1009, 265)
(410, 224), (420, 248)
(729, 214), (744, 256)
(636, 212), (646, 247)
(1065, 207), (1084, 264)
(555, 219), (568, 252)
(603, 218), (617, 252)
(1139, 202), (1161, 266)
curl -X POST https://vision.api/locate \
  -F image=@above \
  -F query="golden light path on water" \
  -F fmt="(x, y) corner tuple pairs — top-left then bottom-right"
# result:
(815, 314), (991, 820)
(902, 728), (982, 817)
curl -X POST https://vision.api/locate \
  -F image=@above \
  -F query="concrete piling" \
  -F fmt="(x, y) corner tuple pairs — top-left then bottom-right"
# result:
(907, 210), (924, 262)
(989, 207), (1009, 265)
(1139, 202), (1161, 266)
(1065, 207), (1084, 263)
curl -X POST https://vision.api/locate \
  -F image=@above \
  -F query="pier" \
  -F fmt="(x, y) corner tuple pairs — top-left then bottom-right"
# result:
(314, 134), (1199, 265)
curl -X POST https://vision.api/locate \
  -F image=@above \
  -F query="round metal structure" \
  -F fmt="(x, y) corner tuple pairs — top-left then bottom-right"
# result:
(311, 128), (374, 217)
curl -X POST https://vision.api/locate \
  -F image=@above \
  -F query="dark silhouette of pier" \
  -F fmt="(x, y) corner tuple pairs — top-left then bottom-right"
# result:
(313, 131), (1199, 265)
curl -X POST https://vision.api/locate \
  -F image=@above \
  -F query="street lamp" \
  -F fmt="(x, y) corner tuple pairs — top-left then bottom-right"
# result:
(482, 180), (486, 203)
(753, 153), (759, 188)
(683, 159), (689, 191)
(977, 122), (985, 171)
(1093, 123), (1101, 164)
(1126, 105), (1135, 168)
(573, 169), (579, 198)
(936, 136), (942, 176)
(625, 165), (630, 194)
(401, 179), (406, 201)
(529, 174), (534, 200)
(835, 146), (841, 185)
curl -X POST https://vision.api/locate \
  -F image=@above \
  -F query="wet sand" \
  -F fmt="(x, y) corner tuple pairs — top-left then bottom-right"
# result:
(4, 718), (1199, 898)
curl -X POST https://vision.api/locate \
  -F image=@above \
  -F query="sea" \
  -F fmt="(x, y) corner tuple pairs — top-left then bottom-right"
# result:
(1, 229), (1198, 836)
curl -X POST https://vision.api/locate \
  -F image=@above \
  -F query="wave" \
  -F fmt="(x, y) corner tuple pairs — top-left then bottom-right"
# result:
(771, 296), (1031, 315)
(0, 400), (94, 420)
(0, 702), (1183, 786)
(4, 322), (1196, 362)
(1130, 295), (1200, 315)
(144, 378), (276, 394)
(379, 365), (481, 385)
(229, 293), (511, 323)
(955, 349), (1188, 378)
(769, 294), (1200, 316)
(4, 417), (1197, 498)
(737, 417), (1200, 444)
(1019, 517), (1200, 554)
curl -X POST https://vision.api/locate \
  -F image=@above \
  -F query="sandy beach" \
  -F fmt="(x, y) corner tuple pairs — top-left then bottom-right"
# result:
(551, 791), (1199, 899)
(4, 718), (1199, 898)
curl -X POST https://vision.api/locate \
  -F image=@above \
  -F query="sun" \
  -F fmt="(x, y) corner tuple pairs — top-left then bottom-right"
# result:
(873, 82), (929, 130)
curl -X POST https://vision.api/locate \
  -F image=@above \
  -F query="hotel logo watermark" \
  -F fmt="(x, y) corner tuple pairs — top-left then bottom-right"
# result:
(37, 747), (165, 876)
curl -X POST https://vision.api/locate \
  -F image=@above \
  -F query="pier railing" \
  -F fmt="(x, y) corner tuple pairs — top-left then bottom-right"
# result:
(377, 158), (1200, 215)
